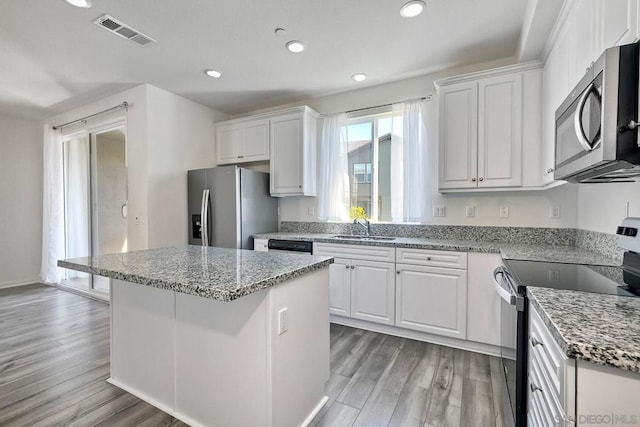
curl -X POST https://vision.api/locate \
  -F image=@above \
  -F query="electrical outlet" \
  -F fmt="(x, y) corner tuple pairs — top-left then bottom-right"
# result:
(432, 205), (446, 217)
(499, 206), (509, 218)
(465, 206), (475, 217)
(308, 206), (315, 217)
(278, 308), (288, 335)
(550, 206), (561, 218)
(549, 270), (560, 282)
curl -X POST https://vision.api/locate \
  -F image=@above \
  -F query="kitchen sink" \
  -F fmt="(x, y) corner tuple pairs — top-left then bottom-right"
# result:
(331, 235), (396, 241)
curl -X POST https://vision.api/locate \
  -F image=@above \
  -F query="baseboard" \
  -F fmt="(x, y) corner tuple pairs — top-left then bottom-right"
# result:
(301, 395), (329, 427)
(330, 315), (501, 357)
(0, 277), (41, 289)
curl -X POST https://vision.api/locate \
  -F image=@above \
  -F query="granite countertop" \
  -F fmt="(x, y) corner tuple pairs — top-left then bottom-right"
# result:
(254, 232), (621, 266)
(527, 287), (640, 373)
(58, 246), (333, 302)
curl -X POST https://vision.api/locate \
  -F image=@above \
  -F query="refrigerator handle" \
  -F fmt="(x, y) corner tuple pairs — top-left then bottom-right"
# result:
(200, 189), (210, 246)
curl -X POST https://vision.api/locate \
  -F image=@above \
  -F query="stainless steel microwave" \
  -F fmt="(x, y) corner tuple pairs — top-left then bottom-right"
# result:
(554, 42), (640, 183)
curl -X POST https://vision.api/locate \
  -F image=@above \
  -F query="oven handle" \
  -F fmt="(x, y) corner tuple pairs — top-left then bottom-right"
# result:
(493, 267), (525, 311)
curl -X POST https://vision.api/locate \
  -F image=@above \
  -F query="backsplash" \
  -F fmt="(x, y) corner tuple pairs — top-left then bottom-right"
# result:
(279, 221), (623, 263)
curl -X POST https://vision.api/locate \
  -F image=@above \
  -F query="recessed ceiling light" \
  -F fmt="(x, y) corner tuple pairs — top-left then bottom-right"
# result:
(352, 73), (367, 82)
(400, 0), (426, 18)
(64, 0), (91, 8)
(204, 69), (222, 78)
(286, 41), (305, 53)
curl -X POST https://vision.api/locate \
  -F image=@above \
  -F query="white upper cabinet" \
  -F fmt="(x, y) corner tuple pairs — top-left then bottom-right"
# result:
(215, 118), (269, 165)
(269, 107), (318, 197)
(436, 62), (542, 192)
(214, 106), (318, 196)
(478, 73), (523, 188)
(438, 82), (478, 189)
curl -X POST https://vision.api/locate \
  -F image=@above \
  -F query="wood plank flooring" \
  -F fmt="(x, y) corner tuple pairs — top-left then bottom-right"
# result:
(310, 323), (510, 427)
(0, 284), (188, 427)
(1, 284), (508, 427)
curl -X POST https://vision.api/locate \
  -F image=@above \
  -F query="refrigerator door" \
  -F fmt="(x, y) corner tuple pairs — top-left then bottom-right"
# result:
(208, 165), (241, 249)
(239, 168), (278, 249)
(187, 169), (207, 246)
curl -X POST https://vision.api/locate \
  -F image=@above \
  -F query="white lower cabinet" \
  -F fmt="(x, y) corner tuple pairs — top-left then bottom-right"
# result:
(328, 258), (351, 317)
(314, 243), (395, 326)
(395, 264), (467, 339)
(351, 260), (395, 325)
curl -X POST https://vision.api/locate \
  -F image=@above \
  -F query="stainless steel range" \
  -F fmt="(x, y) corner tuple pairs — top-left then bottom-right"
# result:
(493, 217), (640, 427)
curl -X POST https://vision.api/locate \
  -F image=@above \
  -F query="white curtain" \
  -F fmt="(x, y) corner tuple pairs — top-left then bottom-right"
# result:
(317, 113), (350, 221)
(390, 100), (431, 223)
(40, 125), (65, 284)
(64, 134), (90, 267)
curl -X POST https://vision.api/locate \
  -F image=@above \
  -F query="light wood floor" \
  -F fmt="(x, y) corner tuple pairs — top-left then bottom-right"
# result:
(1, 284), (508, 427)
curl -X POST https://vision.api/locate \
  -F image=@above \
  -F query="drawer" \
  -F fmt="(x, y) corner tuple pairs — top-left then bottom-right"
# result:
(529, 354), (565, 426)
(529, 306), (566, 402)
(313, 243), (395, 262)
(395, 248), (467, 269)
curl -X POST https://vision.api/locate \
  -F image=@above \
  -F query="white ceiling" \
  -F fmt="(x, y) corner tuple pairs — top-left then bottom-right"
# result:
(0, 0), (529, 120)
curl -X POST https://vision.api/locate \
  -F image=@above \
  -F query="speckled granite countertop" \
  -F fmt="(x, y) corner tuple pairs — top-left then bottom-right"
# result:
(58, 246), (333, 302)
(254, 232), (621, 266)
(527, 287), (640, 372)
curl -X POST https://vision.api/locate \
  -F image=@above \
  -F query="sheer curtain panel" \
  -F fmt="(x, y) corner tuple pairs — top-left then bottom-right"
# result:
(40, 125), (65, 284)
(317, 113), (350, 221)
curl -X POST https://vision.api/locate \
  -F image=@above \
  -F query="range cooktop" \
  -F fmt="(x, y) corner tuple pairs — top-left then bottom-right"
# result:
(503, 259), (640, 298)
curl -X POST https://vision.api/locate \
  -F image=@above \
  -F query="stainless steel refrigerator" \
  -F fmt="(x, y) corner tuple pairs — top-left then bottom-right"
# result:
(188, 165), (278, 249)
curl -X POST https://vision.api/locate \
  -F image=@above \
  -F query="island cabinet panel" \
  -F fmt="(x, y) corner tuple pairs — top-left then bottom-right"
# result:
(174, 290), (270, 427)
(110, 280), (176, 412)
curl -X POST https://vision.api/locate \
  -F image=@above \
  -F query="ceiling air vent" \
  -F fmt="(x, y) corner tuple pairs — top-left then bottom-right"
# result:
(93, 14), (156, 46)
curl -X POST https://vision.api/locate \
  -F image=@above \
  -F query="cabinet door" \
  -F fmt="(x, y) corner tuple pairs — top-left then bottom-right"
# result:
(438, 82), (479, 190)
(216, 126), (241, 164)
(477, 73), (523, 188)
(396, 264), (467, 339)
(466, 253), (501, 346)
(350, 260), (395, 325)
(600, 0), (638, 49)
(270, 113), (303, 195)
(242, 119), (269, 162)
(329, 258), (351, 317)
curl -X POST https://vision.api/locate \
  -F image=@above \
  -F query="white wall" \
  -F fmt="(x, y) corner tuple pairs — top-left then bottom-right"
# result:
(260, 58), (578, 228)
(0, 113), (43, 287)
(146, 85), (227, 248)
(577, 183), (640, 234)
(46, 84), (227, 253)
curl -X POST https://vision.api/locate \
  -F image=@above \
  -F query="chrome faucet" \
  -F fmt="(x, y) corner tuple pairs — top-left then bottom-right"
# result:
(353, 218), (371, 237)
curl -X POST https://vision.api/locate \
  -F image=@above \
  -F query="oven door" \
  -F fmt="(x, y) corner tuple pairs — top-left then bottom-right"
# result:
(494, 267), (526, 427)
(554, 72), (604, 181)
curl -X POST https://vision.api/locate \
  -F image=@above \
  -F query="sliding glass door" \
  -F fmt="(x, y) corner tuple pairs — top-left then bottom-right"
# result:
(62, 124), (127, 297)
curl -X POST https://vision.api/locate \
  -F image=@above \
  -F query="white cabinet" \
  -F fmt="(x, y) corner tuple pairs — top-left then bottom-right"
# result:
(269, 108), (318, 197)
(314, 243), (395, 325)
(215, 106), (318, 197)
(395, 248), (467, 339)
(351, 260), (395, 325)
(328, 258), (351, 316)
(466, 253), (502, 346)
(216, 119), (269, 165)
(253, 238), (268, 252)
(436, 62), (542, 192)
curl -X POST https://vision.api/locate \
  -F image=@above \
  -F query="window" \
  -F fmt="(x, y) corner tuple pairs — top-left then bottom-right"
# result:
(345, 111), (394, 221)
(353, 163), (372, 183)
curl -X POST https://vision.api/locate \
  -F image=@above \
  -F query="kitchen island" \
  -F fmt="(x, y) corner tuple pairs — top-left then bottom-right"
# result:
(58, 246), (334, 427)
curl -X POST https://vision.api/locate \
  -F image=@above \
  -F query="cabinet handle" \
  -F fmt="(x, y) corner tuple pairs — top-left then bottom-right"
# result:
(471, 177), (477, 182)
(530, 382), (542, 393)
(426, 256), (432, 261)
(237, 155), (244, 159)
(545, 168), (554, 175)
(351, 265), (355, 269)
(530, 337), (544, 347)
(299, 185), (302, 189)
(397, 270), (401, 274)
(479, 177), (484, 182)
(345, 265), (349, 269)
